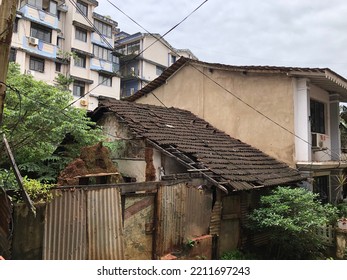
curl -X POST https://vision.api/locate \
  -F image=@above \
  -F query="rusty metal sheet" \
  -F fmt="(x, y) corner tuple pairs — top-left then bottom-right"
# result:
(185, 186), (212, 239)
(44, 187), (124, 260)
(43, 189), (87, 260)
(87, 188), (124, 260)
(240, 191), (270, 248)
(157, 183), (212, 256)
(219, 195), (241, 255)
(157, 183), (185, 256)
(209, 201), (222, 236)
(0, 188), (12, 259)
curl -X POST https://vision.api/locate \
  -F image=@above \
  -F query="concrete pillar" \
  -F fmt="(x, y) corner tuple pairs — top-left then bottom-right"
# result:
(294, 78), (311, 161)
(329, 93), (341, 161)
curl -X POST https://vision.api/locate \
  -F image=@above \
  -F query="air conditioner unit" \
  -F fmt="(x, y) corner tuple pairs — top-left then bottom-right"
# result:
(80, 99), (88, 106)
(25, 69), (35, 76)
(28, 37), (39, 46)
(311, 133), (328, 149)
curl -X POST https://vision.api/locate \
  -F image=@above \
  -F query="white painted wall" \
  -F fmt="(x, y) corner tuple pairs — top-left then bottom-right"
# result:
(114, 159), (146, 182)
(293, 79), (334, 162)
(294, 78), (311, 161)
(142, 36), (170, 66)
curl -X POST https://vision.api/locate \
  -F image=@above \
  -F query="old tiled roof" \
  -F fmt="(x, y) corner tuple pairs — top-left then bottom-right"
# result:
(96, 98), (305, 193)
(125, 57), (347, 102)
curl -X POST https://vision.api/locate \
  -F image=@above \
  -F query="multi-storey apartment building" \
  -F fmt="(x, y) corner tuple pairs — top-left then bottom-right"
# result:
(10, 0), (120, 111)
(114, 32), (197, 98)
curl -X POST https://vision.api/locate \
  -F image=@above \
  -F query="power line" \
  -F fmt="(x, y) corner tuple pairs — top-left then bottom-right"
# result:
(64, 0), (117, 108)
(68, 0), (114, 50)
(0, 80), (144, 148)
(106, 0), (153, 35)
(102, 2), (344, 173)
(108, 0), (208, 60)
(103, 2), (343, 172)
(66, 0), (209, 107)
(147, 89), (304, 186)
(98, 0), (347, 175)
(187, 61), (346, 169)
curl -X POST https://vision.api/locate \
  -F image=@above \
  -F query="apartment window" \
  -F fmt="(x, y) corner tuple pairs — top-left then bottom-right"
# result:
(156, 66), (165, 76)
(99, 74), (112, 87)
(75, 27), (87, 42)
(57, 10), (61, 20)
(74, 53), (86, 68)
(127, 41), (140, 54)
(94, 19), (112, 38)
(93, 45), (112, 61)
(76, 0), (88, 17)
(29, 56), (45, 72)
(115, 46), (126, 55)
(28, 0), (42, 8)
(313, 175), (329, 203)
(9, 48), (17, 62)
(310, 99), (325, 134)
(30, 22), (52, 43)
(47, 0), (57, 15)
(57, 37), (63, 49)
(55, 62), (61, 72)
(73, 81), (85, 97)
(28, 0), (57, 15)
(13, 18), (19, 33)
(171, 55), (177, 64)
(112, 55), (119, 64)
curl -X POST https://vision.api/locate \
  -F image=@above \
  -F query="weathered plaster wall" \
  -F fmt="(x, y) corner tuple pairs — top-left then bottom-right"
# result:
(136, 64), (296, 167)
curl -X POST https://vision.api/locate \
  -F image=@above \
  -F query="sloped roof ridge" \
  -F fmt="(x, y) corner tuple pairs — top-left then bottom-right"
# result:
(184, 56), (321, 70)
(97, 98), (305, 192)
(125, 56), (347, 102)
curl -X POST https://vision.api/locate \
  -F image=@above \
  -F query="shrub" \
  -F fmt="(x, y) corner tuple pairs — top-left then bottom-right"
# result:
(22, 177), (53, 203)
(337, 203), (347, 217)
(220, 250), (257, 260)
(248, 186), (338, 259)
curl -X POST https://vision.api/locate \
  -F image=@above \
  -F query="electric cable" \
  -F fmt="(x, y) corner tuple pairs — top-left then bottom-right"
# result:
(100, 1), (346, 176)
(65, 0), (208, 107)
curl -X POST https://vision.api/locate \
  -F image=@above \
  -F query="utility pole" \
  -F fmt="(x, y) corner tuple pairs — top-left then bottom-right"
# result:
(0, 0), (18, 125)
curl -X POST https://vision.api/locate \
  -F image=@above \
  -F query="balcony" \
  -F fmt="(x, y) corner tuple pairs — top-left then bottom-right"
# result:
(19, 4), (58, 30)
(22, 36), (57, 59)
(57, 3), (68, 13)
(91, 33), (113, 49)
(90, 58), (120, 75)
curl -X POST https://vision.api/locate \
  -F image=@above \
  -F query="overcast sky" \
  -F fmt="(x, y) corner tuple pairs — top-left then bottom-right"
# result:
(95, 0), (347, 77)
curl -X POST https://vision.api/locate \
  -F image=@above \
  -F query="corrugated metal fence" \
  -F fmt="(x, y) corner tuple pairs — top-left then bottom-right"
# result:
(43, 187), (124, 260)
(42, 182), (213, 259)
(156, 183), (212, 256)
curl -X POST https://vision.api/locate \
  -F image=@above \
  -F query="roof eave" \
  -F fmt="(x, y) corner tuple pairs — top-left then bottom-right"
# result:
(288, 70), (347, 101)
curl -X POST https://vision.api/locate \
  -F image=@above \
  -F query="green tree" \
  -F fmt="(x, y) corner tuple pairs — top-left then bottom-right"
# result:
(1, 63), (103, 183)
(248, 186), (337, 260)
